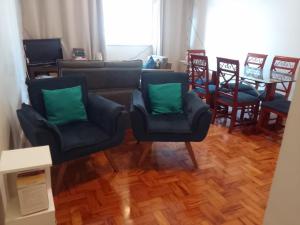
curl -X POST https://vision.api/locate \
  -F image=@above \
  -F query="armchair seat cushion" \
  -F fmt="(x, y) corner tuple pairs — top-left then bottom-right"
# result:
(148, 114), (192, 134)
(58, 121), (109, 151)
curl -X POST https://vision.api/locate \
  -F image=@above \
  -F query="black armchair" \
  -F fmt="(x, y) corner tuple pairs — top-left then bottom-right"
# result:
(17, 76), (126, 171)
(130, 72), (212, 168)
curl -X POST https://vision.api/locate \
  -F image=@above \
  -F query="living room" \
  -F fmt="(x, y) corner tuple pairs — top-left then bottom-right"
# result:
(0, 0), (300, 225)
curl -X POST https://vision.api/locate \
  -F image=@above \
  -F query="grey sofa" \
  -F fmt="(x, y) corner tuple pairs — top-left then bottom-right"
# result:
(58, 60), (143, 127)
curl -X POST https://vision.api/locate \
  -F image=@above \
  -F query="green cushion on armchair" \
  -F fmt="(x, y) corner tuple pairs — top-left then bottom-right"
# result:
(42, 85), (88, 125)
(148, 83), (183, 115)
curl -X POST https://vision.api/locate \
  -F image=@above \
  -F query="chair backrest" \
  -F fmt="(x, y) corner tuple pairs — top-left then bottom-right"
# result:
(28, 76), (88, 117)
(271, 56), (299, 98)
(244, 53), (268, 69)
(191, 55), (210, 97)
(216, 57), (240, 102)
(186, 50), (206, 81)
(141, 71), (189, 111)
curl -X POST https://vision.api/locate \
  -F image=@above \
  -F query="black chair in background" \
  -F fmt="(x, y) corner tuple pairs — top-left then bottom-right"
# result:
(130, 72), (212, 168)
(17, 76), (126, 192)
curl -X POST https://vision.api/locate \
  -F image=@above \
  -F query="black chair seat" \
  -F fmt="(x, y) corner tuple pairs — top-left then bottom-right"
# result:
(194, 84), (216, 94)
(58, 121), (110, 152)
(228, 82), (254, 91)
(218, 92), (259, 104)
(261, 99), (291, 114)
(243, 89), (285, 100)
(148, 114), (192, 134)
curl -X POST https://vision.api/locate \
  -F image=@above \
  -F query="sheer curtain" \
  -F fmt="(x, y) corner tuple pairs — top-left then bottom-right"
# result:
(161, 0), (194, 70)
(152, 0), (164, 55)
(21, 0), (106, 60)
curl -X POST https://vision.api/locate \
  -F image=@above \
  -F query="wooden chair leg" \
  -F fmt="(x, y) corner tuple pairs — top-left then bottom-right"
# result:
(229, 107), (237, 133)
(54, 162), (68, 195)
(185, 142), (198, 169)
(104, 150), (119, 172)
(138, 142), (152, 166)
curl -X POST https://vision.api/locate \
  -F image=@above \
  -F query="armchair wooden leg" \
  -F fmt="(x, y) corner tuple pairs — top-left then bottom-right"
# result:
(104, 150), (119, 172)
(53, 162), (68, 195)
(185, 142), (198, 169)
(138, 142), (152, 166)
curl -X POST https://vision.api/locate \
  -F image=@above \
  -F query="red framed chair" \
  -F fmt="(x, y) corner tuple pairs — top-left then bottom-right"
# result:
(212, 57), (260, 133)
(186, 49), (206, 83)
(257, 99), (291, 136)
(257, 56), (299, 132)
(244, 53), (268, 69)
(268, 56), (299, 99)
(190, 55), (215, 107)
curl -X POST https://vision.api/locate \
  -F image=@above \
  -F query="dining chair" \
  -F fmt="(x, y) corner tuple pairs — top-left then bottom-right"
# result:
(186, 49), (206, 83)
(257, 99), (291, 135)
(243, 55), (299, 101)
(191, 55), (216, 108)
(244, 53), (268, 69)
(268, 56), (299, 99)
(212, 57), (260, 133)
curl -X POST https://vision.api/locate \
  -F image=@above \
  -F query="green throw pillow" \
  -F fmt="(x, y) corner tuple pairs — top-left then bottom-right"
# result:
(148, 83), (183, 115)
(42, 86), (88, 125)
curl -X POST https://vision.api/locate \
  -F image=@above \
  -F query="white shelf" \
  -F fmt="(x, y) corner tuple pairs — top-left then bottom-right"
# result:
(0, 146), (55, 225)
(5, 188), (55, 225)
(0, 146), (52, 174)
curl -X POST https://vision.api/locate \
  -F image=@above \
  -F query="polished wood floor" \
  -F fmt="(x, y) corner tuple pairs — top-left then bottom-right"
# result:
(53, 125), (280, 225)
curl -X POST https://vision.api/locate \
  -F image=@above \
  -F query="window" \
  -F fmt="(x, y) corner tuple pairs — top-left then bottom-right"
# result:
(103, 0), (153, 45)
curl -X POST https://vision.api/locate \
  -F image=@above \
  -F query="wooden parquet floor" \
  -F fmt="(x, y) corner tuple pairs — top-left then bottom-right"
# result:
(53, 125), (280, 225)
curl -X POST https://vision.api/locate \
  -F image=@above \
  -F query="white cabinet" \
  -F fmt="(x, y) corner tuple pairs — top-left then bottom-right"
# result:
(0, 146), (56, 225)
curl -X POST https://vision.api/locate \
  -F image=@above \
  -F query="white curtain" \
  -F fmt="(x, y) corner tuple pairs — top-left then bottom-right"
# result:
(21, 0), (106, 60)
(152, 0), (163, 56)
(161, 0), (194, 71)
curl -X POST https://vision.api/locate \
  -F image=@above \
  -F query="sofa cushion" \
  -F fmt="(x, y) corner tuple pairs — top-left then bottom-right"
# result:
(90, 88), (134, 111)
(58, 121), (109, 151)
(58, 60), (105, 68)
(104, 60), (143, 68)
(62, 68), (141, 90)
(148, 114), (192, 134)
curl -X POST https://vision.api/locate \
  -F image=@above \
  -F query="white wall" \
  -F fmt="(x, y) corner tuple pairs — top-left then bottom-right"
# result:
(106, 45), (153, 61)
(0, 0), (27, 222)
(191, 0), (300, 77)
(263, 67), (300, 225)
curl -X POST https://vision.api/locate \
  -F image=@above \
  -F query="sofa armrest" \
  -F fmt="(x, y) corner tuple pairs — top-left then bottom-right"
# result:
(87, 94), (125, 135)
(184, 91), (211, 131)
(17, 103), (63, 150)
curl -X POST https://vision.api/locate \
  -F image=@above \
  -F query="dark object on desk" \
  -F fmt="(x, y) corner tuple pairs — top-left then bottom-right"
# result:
(23, 38), (63, 79)
(17, 76), (126, 192)
(130, 71), (212, 168)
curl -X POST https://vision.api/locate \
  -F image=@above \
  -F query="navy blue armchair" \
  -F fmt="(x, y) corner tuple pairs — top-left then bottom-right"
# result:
(130, 72), (212, 168)
(17, 76), (126, 172)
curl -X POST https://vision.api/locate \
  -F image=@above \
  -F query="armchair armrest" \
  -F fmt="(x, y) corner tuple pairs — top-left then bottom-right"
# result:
(131, 90), (148, 115)
(87, 94), (125, 135)
(130, 90), (149, 139)
(17, 103), (63, 150)
(184, 91), (210, 131)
